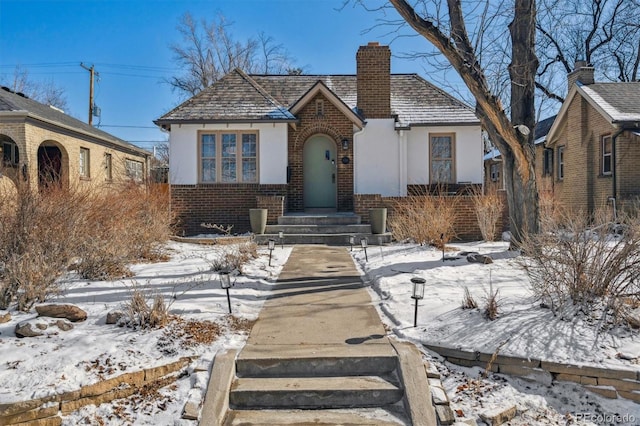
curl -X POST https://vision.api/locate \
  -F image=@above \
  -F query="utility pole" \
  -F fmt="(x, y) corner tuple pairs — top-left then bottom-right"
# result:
(80, 63), (98, 126)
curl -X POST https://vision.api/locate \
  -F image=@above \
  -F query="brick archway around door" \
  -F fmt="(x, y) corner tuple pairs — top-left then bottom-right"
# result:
(288, 117), (354, 212)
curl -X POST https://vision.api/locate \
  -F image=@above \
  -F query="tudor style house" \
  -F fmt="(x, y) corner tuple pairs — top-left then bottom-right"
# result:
(0, 87), (150, 191)
(545, 63), (640, 215)
(156, 43), (483, 235)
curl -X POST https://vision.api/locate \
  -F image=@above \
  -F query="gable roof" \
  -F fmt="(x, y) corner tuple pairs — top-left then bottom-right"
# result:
(155, 72), (479, 128)
(0, 87), (149, 156)
(547, 82), (640, 144)
(288, 80), (364, 129)
(483, 115), (557, 161)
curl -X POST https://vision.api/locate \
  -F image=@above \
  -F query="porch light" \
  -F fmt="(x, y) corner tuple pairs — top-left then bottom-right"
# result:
(220, 271), (232, 314)
(360, 237), (368, 262)
(411, 277), (426, 327)
(268, 239), (276, 266)
(342, 138), (349, 150)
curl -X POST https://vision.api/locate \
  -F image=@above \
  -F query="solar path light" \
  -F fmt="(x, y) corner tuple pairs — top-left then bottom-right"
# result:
(220, 271), (232, 314)
(268, 239), (276, 266)
(411, 277), (426, 327)
(360, 237), (368, 262)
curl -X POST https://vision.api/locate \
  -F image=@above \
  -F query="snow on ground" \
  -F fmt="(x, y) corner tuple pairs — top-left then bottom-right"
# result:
(1, 239), (639, 425)
(0, 240), (292, 424)
(352, 241), (640, 425)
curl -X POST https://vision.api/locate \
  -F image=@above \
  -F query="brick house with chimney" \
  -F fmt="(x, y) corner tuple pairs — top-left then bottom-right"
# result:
(545, 62), (640, 215)
(156, 43), (483, 235)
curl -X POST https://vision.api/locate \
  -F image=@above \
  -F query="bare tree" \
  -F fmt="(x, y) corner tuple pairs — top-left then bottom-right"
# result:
(381, 0), (539, 243)
(168, 13), (296, 97)
(536, 0), (640, 108)
(1, 66), (68, 111)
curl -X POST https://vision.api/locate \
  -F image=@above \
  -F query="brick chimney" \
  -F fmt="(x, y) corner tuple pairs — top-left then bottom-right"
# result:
(568, 60), (595, 90)
(356, 42), (391, 119)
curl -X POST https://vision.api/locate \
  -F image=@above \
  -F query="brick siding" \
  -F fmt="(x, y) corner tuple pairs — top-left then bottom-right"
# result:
(171, 184), (287, 236)
(355, 192), (508, 241)
(356, 43), (391, 119)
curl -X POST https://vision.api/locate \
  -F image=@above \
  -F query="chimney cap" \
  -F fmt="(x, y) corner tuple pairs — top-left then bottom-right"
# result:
(367, 41), (380, 46)
(574, 60), (592, 70)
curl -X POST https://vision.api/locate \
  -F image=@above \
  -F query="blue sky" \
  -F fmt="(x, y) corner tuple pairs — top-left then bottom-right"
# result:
(0, 0), (460, 151)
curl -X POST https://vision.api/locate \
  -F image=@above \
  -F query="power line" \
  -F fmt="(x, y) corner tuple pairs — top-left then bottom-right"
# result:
(97, 124), (159, 129)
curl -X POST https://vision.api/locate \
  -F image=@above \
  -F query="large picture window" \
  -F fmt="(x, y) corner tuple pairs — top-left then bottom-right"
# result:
(430, 133), (455, 184)
(200, 131), (258, 183)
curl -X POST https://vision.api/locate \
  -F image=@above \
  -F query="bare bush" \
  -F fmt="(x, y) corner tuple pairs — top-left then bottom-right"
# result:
(519, 209), (640, 322)
(206, 242), (258, 274)
(388, 189), (458, 247)
(461, 287), (478, 309)
(124, 287), (170, 329)
(470, 186), (504, 242)
(0, 184), (87, 310)
(484, 282), (500, 321)
(0, 181), (174, 309)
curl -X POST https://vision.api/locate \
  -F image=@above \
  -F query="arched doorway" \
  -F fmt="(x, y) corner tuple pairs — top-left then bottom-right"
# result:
(38, 144), (64, 188)
(303, 134), (337, 210)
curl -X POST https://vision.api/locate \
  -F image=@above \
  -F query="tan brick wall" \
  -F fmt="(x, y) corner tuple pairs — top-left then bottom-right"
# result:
(0, 118), (148, 190)
(552, 94), (632, 214)
(356, 43), (391, 119)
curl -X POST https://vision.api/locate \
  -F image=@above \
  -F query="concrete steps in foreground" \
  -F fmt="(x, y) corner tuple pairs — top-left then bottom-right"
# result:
(223, 343), (409, 425)
(224, 408), (406, 425)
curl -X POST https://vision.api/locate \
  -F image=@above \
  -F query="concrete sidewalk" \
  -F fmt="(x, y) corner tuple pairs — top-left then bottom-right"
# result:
(202, 245), (437, 425)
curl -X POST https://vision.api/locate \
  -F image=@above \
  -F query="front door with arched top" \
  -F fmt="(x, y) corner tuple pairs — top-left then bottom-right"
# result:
(303, 135), (337, 210)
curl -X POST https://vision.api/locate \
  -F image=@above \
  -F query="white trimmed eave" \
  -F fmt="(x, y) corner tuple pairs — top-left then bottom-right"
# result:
(546, 85), (577, 146)
(289, 82), (364, 130)
(1, 110), (150, 157)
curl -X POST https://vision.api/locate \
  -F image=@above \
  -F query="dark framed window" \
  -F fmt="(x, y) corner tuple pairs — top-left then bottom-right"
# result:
(543, 148), (554, 176)
(557, 146), (565, 180)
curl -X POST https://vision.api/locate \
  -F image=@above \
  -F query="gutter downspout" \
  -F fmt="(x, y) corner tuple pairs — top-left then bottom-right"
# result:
(610, 127), (626, 219)
(353, 125), (366, 195)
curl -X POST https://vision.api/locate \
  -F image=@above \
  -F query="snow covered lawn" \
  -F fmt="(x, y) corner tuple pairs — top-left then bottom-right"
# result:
(352, 241), (640, 424)
(0, 240), (292, 424)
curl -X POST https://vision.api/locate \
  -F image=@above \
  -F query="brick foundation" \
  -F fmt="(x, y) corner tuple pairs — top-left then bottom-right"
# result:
(355, 192), (509, 242)
(171, 184), (287, 236)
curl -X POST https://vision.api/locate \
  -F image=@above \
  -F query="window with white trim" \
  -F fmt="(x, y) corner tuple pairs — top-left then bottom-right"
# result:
(200, 131), (258, 183)
(490, 163), (500, 182)
(557, 146), (565, 180)
(125, 159), (144, 182)
(105, 153), (113, 181)
(430, 133), (455, 183)
(2, 139), (19, 166)
(602, 135), (612, 175)
(79, 147), (90, 178)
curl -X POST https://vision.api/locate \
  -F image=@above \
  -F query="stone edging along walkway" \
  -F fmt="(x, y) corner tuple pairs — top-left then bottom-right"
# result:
(0, 356), (195, 426)
(425, 344), (640, 403)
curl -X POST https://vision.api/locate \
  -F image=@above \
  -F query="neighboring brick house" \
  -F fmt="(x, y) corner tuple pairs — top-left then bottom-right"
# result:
(545, 63), (640, 215)
(156, 43), (483, 235)
(484, 115), (556, 193)
(0, 87), (150, 190)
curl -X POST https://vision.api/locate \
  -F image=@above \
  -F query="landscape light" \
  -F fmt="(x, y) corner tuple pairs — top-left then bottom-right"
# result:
(411, 277), (426, 327)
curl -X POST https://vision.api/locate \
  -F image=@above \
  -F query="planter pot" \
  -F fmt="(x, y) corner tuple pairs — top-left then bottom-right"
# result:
(369, 208), (387, 234)
(249, 209), (268, 234)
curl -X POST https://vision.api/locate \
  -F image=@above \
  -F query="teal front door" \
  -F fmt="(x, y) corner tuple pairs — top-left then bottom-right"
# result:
(303, 135), (337, 209)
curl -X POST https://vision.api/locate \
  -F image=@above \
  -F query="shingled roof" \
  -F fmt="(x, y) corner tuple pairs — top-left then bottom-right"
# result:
(0, 87), (149, 156)
(580, 82), (640, 123)
(156, 71), (479, 127)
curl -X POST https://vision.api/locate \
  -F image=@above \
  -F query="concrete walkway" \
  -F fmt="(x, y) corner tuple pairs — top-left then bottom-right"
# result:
(202, 245), (437, 425)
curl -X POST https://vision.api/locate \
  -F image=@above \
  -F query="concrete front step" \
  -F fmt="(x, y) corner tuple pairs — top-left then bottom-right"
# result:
(254, 233), (392, 245)
(265, 224), (372, 234)
(236, 343), (398, 378)
(278, 214), (361, 226)
(229, 376), (404, 409)
(224, 408), (407, 425)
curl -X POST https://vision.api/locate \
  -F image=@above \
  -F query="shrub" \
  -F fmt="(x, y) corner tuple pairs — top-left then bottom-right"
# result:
(519, 209), (640, 323)
(483, 282), (500, 320)
(0, 183), (87, 310)
(461, 287), (478, 309)
(470, 186), (503, 242)
(124, 286), (170, 328)
(388, 188), (458, 247)
(207, 242), (258, 274)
